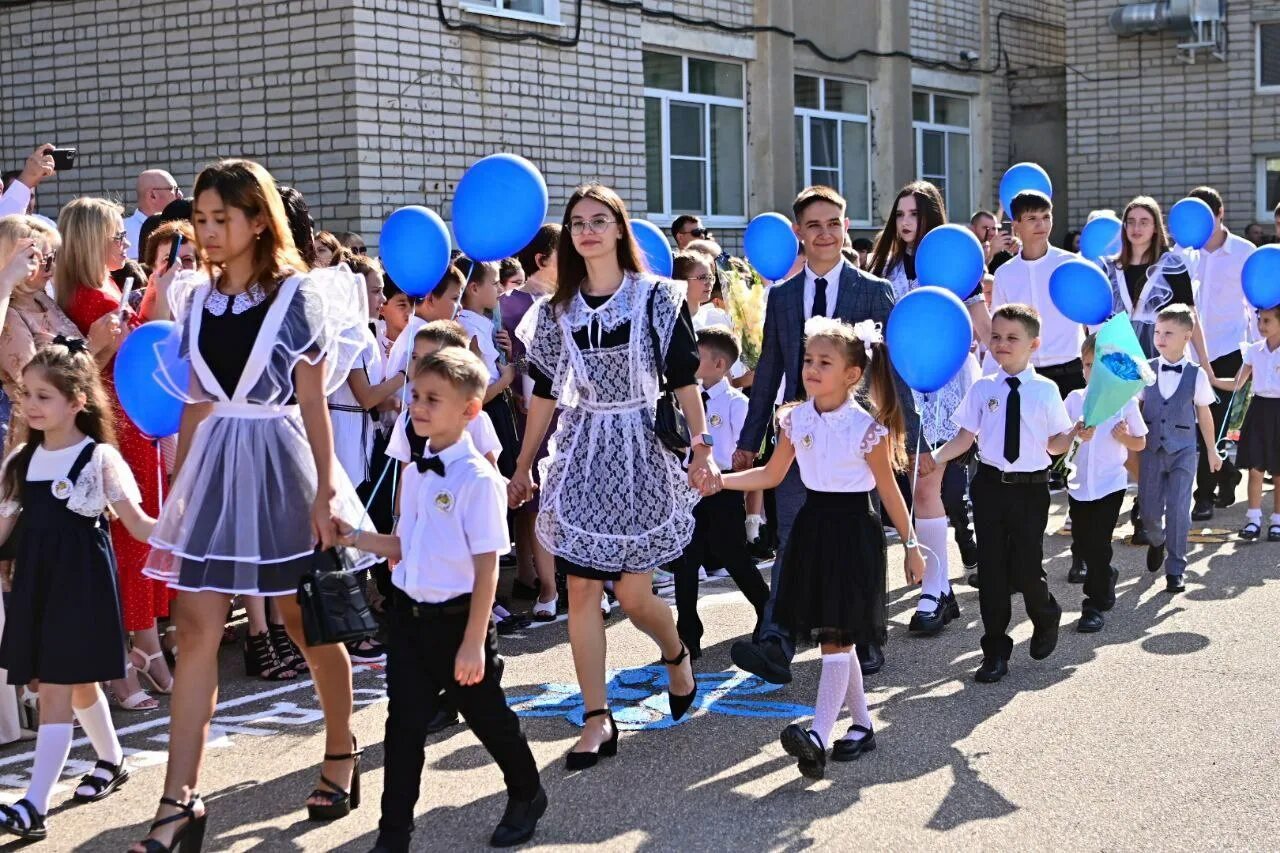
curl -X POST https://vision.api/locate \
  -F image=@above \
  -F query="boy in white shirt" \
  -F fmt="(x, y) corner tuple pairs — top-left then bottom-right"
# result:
(338, 348), (545, 851)
(1065, 335), (1148, 632)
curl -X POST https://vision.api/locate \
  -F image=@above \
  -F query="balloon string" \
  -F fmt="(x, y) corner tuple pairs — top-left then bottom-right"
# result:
(1215, 383), (1242, 449)
(154, 439), (164, 512)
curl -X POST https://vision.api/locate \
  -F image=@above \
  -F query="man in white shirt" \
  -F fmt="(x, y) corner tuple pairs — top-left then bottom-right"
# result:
(1185, 186), (1253, 518)
(123, 170), (181, 260)
(0, 145), (55, 218)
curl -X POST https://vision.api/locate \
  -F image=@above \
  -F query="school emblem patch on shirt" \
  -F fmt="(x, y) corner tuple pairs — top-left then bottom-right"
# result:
(801, 433), (813, 449)
(434, 490), (455, 512)
(986, 397), (1000, 413)
(50, 478), (73, 500)
(709, 413), (722, 428)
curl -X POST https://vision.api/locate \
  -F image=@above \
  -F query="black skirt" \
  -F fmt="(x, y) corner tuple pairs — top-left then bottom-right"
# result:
(773, 489), (887, 647)
(1236, 395), (1280, 475)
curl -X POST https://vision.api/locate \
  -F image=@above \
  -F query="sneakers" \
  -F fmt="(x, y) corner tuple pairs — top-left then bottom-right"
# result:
(651, 569), (675, 593)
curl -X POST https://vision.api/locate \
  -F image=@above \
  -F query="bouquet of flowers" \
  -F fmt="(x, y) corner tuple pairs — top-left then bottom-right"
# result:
(722, 261), (767, 369)
(1083, 312), (1156, 427)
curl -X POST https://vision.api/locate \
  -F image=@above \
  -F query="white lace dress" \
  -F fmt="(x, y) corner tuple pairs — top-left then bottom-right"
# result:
(516, 274), (698, 573)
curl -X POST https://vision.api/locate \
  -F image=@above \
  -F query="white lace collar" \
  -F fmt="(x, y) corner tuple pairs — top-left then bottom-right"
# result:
(562, 274), (643, 334)
(205, 282), (267, 317)
(794, 396), (869, 430)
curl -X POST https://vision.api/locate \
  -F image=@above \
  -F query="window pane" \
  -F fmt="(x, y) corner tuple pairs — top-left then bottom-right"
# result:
(1262, 24), (1280, 87)
(921, 130), (945, 175)
(935, 94), (970, 128)
(795, 115), (805, 191)
(710, 104), (745, 216)
(813, 169), (840, 191)
(913, 91), (931, 122)
(811, 118), (838, 169)
(824, 79), (867, 115)
(794, 75), (820, 110)
(645, 97), (664, 213)
(671, 160), (706, 213)
(841, 120), (870, 222)
(1265, 158), (1280, 213)
(643, 51), (682, 90)
(689, 59), (743, 99)
(503, 0), (545, 12)
(947, 132), (971, 219)
(669, 102), (704, 157)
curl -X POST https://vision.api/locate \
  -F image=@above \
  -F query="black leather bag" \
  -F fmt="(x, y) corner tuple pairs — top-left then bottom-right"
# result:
(296, 548), (377, 646)
(646, 283), (690, 458)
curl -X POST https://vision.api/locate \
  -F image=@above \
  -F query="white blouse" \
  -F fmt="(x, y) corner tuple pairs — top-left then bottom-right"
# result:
(457, 309), (501, 384)
(0, 439), (141, 519)
(779, 397), (886, 493)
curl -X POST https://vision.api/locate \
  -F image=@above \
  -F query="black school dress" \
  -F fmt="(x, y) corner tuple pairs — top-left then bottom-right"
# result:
(0, 441), (128, 685)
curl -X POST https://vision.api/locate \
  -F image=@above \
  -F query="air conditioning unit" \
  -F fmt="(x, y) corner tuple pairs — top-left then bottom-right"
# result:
(1108, 0), (1226, 63)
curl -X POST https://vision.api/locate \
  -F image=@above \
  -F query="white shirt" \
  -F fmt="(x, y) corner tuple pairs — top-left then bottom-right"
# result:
(990, 246), (1083, 367)
(1064, 391), (1147, 501)
(693, 304), (733, 330)
(385, 409), (502, 464)
(457, 308), (501, 383)
(1147, 355), (1214, 405)
(27, 436), (95, 480)
(953, 365), (1073, 472)
(384, 316), (426, 379)
(393, 433), (511, 604)
(803, 262), (842, 320)
(124, 208), (149, 261)
(1193, 230), (1255, 361)
(0, 180), (32, 218)
(779, 397), (885, 492)
(702, 377), (747, 470)
(1242, 339), (1280, 398)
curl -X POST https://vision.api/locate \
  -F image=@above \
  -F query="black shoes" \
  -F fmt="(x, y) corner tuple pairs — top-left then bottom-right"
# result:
(958, 538), (979, 572)
(1077, 608), (1105, 633)
(974, 655), (1008, 683)
(730, 638), (792, 684)
(830, 725), (876, 762)
(307, 737), (363, 821)
(1067, 556), (1087, 584)
(489, 786), (548, 848)
(1146, 543), (1165, 573)
(1165, 575), (1185, 594)
(1216, 468), (1243, 509)
(966, 571), (981, 588)
(780, 724), (827, 780)
(565, 708), (618, 770)
(426, 706), (461, 736)
(908, 592), (960, 636)
(660, 642), (698, 721)
(1191, 501), (1215, 521)
(72, 759), (130, 802)
(1131, 516), (1150, 546)
(1029, 613), (1061, 660)
(856, 643), (884, 676)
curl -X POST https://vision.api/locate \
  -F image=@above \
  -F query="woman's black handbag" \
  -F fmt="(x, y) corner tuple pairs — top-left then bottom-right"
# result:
(296, 548), (377, 646)
(646, 283), (690, 458)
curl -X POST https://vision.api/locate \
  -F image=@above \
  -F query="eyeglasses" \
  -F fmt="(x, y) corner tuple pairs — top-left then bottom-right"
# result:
(110, 231), (128, 245)
(40, 251), (56, 272)
(350, 245), (368, 255)
(687, 274), (713, 283)
(150, 184), (180, 196)
(569, 217), (615, 236)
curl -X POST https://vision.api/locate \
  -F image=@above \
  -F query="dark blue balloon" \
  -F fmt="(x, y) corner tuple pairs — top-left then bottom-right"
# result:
(1167, 197), (1215, 250)
(114, 321), (188, 438)
(453, 154), (548, 263)
(999, 162), (1053, 218)
(630, 219), (674, 278)
(887, 287), (974, 393)
(916, 224), (985, 300)
(380, 206), (452, 298)
(1049, 259), (1113, 325)
(743, 213), (799, 281)
(1242, 244), (1280, 310)
(1079, 215), (1122, 266)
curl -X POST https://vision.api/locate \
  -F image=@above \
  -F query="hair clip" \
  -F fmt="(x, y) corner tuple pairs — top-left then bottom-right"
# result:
(851, 319), (883, 357)
(51, 334), (89, 355)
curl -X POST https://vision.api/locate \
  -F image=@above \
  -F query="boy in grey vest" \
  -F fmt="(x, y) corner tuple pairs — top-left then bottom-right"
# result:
(1139, 305), (1222, 593)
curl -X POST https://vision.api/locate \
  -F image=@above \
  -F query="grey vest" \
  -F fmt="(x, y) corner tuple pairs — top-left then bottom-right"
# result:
(1143, 359), (1200, 453)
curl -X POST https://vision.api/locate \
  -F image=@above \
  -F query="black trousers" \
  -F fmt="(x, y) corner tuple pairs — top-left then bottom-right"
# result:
(1039, 358), (1087, 399)
(1194, 350), (1243, 504)
(378, 591), (539, 849)
(674, 490), (770, 649)
(1068, 490), (1124, 610)
(971, 465), (1061, 659)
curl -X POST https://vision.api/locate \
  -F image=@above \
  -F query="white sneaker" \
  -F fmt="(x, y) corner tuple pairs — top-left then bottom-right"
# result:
(652, 569), (675, 589)
(600, 592), (613, 616)
(697, 566), (708, 581)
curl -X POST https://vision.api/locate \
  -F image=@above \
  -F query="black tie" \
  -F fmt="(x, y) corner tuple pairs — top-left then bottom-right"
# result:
(812, 277), (828, 318)
(701, 390), (710, 407)
(1004, 376), (1021, 464)
(414, 455), (446, 477)
(1161, 363), (1183, 373)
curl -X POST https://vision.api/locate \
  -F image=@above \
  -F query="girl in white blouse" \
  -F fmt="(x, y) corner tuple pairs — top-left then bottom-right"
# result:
(715, 317), (922, 780)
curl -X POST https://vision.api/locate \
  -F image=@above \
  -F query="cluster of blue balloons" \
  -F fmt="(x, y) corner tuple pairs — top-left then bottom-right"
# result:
(888, 287), (974, 393)
(114, 321), (187, 438)
(1243, 244), (1280, 310)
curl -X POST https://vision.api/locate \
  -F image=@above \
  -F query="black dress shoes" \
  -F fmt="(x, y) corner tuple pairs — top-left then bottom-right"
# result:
(974, 655), (1008, 683)
(1077, 608), (1105, 633)
(426, 706), (461, 736)
(780, 724), (827, 780)
(1029, 613), (1060, 660)
(1215, 468), (1243, 509)
(1146, 543), (1165, 573)
(1191, 501), (1215, 521)
(1067, 556), (1087, 584)
(830, 725), (876, 762)
(489, 786), (548, 848)
(856, 643), (884, 676)
(1131, 517), (1150, 546)
(730, 639), (792, 684)
(1165, 574), (1185, 594)
(959, 539), (979, 572)
(966, 571), (981, 588)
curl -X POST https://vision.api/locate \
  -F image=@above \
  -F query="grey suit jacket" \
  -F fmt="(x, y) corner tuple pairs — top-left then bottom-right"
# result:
(738, 259), (921, 452)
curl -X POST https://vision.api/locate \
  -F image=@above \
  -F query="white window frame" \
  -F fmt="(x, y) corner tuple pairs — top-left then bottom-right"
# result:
(460, 0), (562, 26)
(794, 75), (873, 227)
(912, 90), (973, 219)
(1255, 155), (1280, 222)
(643, 51), (748, 227)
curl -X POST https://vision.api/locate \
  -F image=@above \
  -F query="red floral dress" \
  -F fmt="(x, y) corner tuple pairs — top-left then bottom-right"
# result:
(65, 284), (170, 631)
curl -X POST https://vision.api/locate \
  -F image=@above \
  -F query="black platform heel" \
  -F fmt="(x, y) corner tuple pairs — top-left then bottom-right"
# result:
(565, 708), (617, 770)
(306, 737), (363, 821)
(132, 794), (207, 852)
(660, 642), (698, 721)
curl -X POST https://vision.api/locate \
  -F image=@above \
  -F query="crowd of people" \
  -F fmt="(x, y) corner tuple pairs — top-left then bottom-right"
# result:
(0, 141), (1273, 850)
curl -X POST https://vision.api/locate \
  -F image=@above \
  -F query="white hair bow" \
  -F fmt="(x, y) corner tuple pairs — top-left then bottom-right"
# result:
(852, 319), (883, 357)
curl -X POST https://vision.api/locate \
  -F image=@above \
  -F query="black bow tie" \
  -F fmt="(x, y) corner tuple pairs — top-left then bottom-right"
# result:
(1161, 363), (1183, 374)
(414, 455), (446, 477)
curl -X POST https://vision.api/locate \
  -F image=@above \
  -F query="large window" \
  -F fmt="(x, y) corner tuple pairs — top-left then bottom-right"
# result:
(912, 90), (972, 220)
(1257, 23), (1280, 91)
(1256, 156), (1280, 221)
(643, 51), (746, 219)
(794, 75), (872, 225)
(461, 0), (560, 24)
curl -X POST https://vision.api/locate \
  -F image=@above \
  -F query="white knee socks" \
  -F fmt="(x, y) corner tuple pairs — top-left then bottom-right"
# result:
(74, 693), (123, 784)
(26, 723), (73, 814)
(916, 515), (951, 612)
(809, 653), (851, 749)
(839, 649), (873, 741)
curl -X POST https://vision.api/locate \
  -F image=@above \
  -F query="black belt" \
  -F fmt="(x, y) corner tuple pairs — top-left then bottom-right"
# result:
(1038, 358), (1082, 378)
(394, 589), (472, 618)
(978, 462), (1050, 485)
(327, 403), (367, 413)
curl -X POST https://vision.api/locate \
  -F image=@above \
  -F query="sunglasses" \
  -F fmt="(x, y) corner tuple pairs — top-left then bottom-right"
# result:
(38, 251), (56, 272)
(350, 245), (368, 255)
(683, 228), (708, 238)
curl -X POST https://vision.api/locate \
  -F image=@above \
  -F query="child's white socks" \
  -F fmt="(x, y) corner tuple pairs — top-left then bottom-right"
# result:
(809, 652), (851, 749)
(27, 722), (72, 814)
(916, 516), (950, 612)
(839, 648), (873, 741)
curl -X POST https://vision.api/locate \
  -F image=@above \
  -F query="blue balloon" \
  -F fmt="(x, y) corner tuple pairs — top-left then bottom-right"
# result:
(916, 224), (986, 300)
(1168, 197), (1215, 250)
(887, 287), (974, 393)
(743, 213), (799, 281)
(114, 321), (188, 438)
(630, 219), (674, 277)
(453, 154), (548, 263)
(380, 206), (451, 298)
(1049, 259), (1113, 325)
(999, 162), (1053, 218)
(1079, 215), (1122, 266)
(1242, 244), (1280, 310)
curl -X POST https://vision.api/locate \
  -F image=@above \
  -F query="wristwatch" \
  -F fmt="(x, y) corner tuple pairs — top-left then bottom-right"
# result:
(690, 433), (714, 449)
